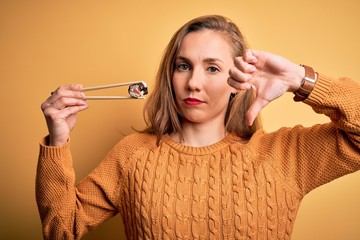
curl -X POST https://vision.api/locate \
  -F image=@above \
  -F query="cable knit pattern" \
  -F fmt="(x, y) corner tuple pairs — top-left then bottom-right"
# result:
(36, 74), (360, 240)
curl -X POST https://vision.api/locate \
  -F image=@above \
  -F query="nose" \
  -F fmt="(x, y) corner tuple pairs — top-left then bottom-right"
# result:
(186, 67), (204, 91)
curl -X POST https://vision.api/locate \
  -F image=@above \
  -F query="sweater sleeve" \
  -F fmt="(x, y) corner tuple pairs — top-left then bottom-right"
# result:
(259, 74), (360, 195)
(35, 137), (125, 240)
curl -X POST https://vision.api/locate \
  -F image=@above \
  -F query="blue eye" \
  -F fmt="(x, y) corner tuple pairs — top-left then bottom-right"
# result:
(177, 63), (190, 71)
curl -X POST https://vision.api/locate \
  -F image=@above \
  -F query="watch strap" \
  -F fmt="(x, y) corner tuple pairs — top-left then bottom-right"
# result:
(293, 64), (317, 102)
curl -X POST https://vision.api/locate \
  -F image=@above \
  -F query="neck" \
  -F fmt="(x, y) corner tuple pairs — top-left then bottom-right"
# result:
(171, 120), (227, 147)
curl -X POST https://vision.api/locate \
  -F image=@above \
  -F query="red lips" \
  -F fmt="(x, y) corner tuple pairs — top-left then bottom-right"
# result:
(184, 98), (204, 106)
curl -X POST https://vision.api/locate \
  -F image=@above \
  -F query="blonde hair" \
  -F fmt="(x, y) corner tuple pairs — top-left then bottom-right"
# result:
(143, 15), (262, 144)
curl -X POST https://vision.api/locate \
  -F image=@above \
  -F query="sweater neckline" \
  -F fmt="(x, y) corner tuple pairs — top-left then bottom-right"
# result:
(161, 134), (241, 155)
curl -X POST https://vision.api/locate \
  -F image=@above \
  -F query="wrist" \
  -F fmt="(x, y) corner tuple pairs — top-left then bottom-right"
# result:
(286, 64), (305, 93)
(48, 135), (69, 147)
(294, 65), (306, 90)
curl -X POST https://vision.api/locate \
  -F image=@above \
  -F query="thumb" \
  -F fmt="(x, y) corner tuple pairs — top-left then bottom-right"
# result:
(246, 97), (269, 126)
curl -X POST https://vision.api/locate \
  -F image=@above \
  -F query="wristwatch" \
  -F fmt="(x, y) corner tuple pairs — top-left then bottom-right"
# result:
(293, 64), (317, 102)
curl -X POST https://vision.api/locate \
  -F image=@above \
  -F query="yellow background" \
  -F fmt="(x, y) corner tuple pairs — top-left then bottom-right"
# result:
(1, 0), (359, 239)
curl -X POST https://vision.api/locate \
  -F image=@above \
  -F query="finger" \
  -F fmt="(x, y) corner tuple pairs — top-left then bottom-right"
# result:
(246, 97), (269, 126)
(41, 95), (87, 113)
(51, 84), (83, 95)
(234, 57), (256, 73)
(50, 84), (84, 101)
(243, 49), (260, 65)
(61, 83), (83, 92)
(229, 65), (253, 81)
(52, 97), (88, 111)
(42, 84), (85, 109)
(44, 103), (88, 123)
(61, 104), (89, 118)
(227, 77), (252, 90)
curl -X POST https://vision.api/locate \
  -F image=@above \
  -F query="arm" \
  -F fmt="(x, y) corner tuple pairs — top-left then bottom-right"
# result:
(228, 50), (360, 194)
(36, 85), (120, 239)
(36, 138), (123, 239)
(261, 74), (360, 194)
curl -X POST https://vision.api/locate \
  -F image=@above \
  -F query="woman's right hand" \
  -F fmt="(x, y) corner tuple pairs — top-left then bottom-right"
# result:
(41, 84), (88, 146)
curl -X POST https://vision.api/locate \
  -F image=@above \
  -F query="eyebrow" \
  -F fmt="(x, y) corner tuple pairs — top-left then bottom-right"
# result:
(175, 56), (224, 64)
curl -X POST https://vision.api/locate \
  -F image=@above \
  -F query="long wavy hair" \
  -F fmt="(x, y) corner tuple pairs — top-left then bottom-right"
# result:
(143, 15), (262, 144)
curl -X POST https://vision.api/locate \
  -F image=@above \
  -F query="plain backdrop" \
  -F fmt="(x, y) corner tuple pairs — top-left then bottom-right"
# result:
(1, 0), (359, 239)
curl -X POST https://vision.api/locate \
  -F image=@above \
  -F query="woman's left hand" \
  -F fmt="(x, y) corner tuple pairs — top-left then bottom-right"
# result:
(228, 49), (305, 126)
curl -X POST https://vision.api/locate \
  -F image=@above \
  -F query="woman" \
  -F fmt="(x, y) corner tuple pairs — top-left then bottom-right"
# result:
(37, 15), (360, 239)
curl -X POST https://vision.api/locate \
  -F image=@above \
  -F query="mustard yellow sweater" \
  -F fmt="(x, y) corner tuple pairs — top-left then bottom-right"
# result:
(36, 74), (360, 240)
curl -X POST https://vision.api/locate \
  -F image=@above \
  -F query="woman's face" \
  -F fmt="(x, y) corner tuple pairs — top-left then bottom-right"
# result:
(172, 29), (236, 127)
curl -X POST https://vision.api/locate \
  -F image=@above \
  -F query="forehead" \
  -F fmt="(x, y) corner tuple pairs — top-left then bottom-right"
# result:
(178, 29), (234, 59)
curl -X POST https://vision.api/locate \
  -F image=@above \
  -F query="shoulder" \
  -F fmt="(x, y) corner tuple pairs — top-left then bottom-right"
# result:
(102, 132), (158, 171)
(112, 132), (158, 155)
(120, 132), (156, 143)
(247, 124), (334, 157)
(244, 127), (296, 156)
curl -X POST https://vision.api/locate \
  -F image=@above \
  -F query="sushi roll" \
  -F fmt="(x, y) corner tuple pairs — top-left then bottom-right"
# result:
(128, 81), (148, 98)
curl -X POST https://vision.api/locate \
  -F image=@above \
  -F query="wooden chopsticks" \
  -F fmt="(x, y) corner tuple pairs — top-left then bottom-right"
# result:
(81, 81), (147, 100)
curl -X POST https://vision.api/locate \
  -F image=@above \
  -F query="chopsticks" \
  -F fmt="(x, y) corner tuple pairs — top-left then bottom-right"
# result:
(84, 96), (145, 100)
(81, 81), (147, 100)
